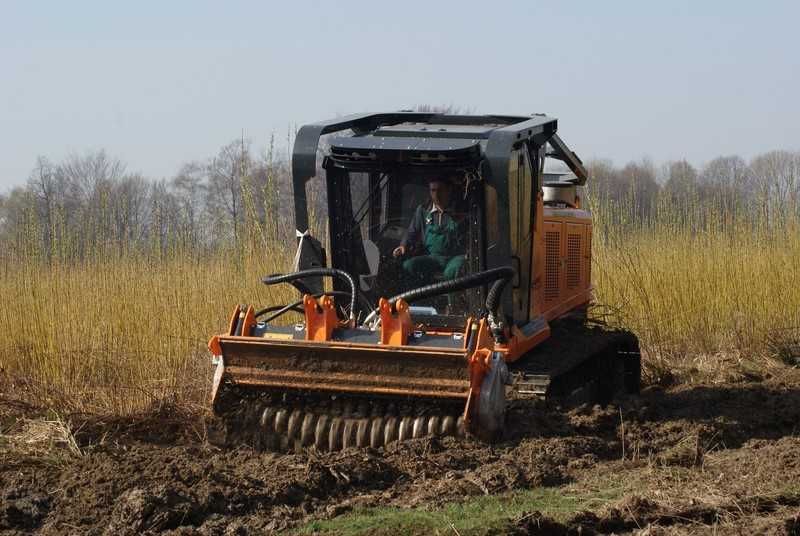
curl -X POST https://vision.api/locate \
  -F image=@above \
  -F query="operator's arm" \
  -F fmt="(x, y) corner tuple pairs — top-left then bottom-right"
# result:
(394, 205), (424, 257)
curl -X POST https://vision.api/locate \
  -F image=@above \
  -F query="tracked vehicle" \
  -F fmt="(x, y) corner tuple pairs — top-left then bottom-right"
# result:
(207, 112), (640, 451)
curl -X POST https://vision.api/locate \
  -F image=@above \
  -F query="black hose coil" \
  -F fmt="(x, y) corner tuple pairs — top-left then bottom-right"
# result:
(387, 266), (515, 313)
(263, 268), (356, 319)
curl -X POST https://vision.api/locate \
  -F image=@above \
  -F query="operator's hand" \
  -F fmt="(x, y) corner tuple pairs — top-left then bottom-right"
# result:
(392, 245), (406, 258)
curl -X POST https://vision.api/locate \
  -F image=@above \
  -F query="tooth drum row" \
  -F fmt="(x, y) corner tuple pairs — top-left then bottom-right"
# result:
(261, 406), (464, 452)
(216, 397), (466, 452)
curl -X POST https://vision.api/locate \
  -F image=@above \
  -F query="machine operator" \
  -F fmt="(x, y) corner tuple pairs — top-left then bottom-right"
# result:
(392, 176), (465, 283)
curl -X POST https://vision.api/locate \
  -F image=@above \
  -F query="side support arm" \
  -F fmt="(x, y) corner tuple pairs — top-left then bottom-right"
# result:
(547, 133), (588, 185)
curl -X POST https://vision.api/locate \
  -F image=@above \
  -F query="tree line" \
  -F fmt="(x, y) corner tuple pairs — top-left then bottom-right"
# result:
(0, 138), (298, 263)
(585, 151), (800, 236)
(1, 138), (799, 264)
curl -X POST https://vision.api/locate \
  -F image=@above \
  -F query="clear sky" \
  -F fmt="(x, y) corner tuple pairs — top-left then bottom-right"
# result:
(2, 1), (798, 189)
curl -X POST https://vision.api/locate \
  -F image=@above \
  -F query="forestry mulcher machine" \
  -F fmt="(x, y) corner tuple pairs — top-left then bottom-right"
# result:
(207, 112), (640, 451)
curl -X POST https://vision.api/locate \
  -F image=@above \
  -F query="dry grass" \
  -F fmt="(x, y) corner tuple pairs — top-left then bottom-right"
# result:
(0, 410), (84, 470)
(1, 199), (799, 415)
(592, 218), (800, 383)
(0, 246), (293, 415)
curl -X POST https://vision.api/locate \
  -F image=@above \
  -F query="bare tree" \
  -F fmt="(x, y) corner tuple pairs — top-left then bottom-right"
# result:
(172, 161), (208, 249)
(110, 174), (150, 248)
(206, 139), (251, 244)
(699, 155), (752, 221)
(620, 159), (660, 223)
(750, 150), (800, 224)
(658, 160), (700, 227)
(27, 157), (58, 259)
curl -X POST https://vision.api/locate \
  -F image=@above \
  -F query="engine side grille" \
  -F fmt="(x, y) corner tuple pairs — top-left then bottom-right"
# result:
(544, 230), (561, 302)
(566, 233), (582, 289)
(586, 227), (592, 286)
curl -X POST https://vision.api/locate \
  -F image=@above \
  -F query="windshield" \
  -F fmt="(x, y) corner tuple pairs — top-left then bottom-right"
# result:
(326, 167), (480, 323)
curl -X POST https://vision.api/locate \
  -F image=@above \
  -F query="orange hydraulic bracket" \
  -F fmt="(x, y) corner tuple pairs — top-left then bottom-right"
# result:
(227, 305), (241, 335)
(209, 304), (249, 354)
(379, 298), (412, 346)
(463, 319), (495, 424)
(462, 318), (475, 350)
(304, 294), (337, 342)
(241, 305), (256, 337)
(464, 347), (492, 425)
(208, 335), (222, 356)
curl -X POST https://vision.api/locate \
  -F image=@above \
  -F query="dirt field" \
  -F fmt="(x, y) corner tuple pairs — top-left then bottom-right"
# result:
(3, 370), (800, 535)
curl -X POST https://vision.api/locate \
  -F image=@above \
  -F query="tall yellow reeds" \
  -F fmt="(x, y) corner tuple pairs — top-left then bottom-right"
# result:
(2, 179), (798, 415)
(591, 188), (800, 382)
(0, 246), (293, 414)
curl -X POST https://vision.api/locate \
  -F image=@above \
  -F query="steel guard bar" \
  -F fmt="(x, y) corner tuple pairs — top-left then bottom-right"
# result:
(210, 336), (471, 409)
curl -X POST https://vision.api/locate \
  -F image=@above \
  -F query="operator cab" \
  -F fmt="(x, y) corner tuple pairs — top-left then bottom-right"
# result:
(291, 112), (586, 330)
(318, 122), (510, 326)
(324, 164), (475, 323)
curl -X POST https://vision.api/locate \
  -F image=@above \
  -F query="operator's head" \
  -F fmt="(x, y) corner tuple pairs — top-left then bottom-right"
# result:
(428, 176), (452, 208)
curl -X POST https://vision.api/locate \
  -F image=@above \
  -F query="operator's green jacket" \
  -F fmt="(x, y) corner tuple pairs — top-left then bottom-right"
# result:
(400, 202), (465, 257)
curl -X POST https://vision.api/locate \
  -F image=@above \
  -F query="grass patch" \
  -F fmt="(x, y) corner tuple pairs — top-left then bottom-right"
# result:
(296, 486), (623, 535)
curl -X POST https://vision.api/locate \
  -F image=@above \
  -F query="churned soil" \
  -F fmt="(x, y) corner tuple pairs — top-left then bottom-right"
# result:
(2, 370), (800, 535)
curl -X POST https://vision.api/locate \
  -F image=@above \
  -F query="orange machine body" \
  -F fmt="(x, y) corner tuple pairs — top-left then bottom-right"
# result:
(207, 112), (606, 440)
(208, 195), (594, 427)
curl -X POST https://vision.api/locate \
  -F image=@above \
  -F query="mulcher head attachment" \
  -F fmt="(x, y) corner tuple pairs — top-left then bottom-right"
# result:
(207, 302), (485, 451)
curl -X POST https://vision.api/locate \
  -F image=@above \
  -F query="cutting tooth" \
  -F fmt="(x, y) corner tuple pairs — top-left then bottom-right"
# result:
(412, 416), (427, 438)
(247, 402), (263, 427)
(287, 409), (303, 441)
(427, 416), (440, 436)
(260, 406), (276, 430)
(356, 419), (370, 447)
(300, 413), (317, 446)
(329, 417), (344, 451)
(260, 407), (278, 451)
(441, 415), (455, 436)
(314, 415), (329, 451)
(342, 419), (357, 449)
(274, 409), (289, 434)
(398, 416), (413, 441)
(383, 416), (398, 445)
(369, 417), (384, 448)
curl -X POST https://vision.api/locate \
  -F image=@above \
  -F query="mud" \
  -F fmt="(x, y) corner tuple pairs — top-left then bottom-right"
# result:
(3, 371), (800, 534)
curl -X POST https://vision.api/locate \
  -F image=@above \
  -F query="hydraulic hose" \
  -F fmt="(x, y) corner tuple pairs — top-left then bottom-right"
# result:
(388, 266), (515, 311)
(363, 266), (515, 326)
(263, 268), (356, 321)
(258, 290), (353, 324)
(484, 268), (515, 343)
(255, 303), (305, 318)
(484, 268), (514, 316)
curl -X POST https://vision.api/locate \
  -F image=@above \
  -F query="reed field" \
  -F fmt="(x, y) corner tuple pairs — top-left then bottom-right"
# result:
(1, 151), (799, 415)
(0, 247), (295, 415)
(593, 218), (800, 383)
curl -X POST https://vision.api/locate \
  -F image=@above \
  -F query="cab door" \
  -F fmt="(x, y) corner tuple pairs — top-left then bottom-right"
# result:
(508, 147), (534, 323)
